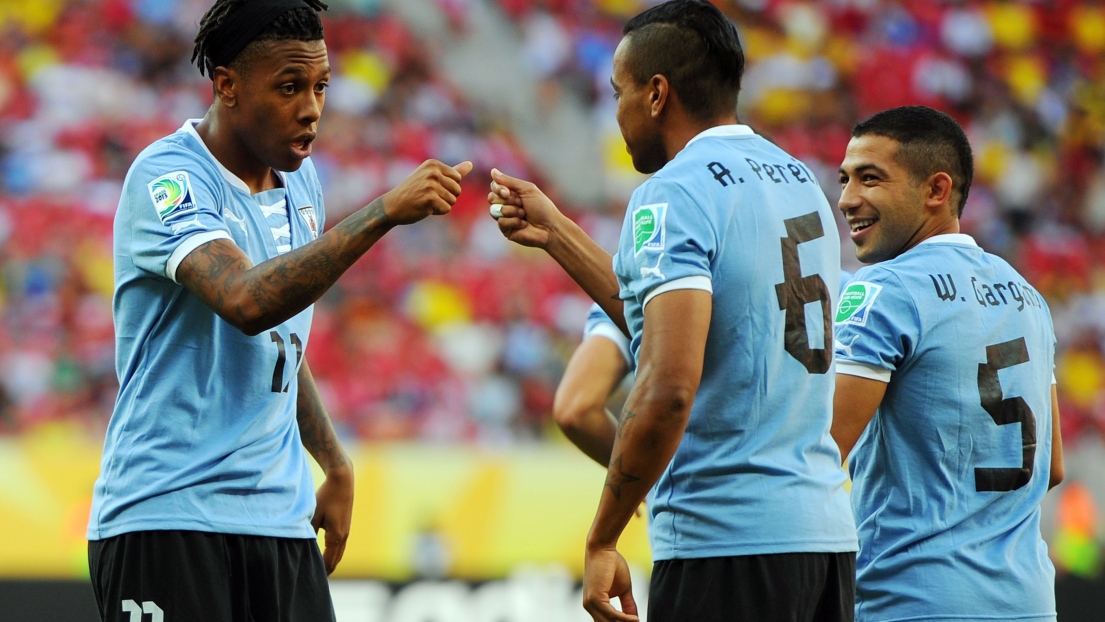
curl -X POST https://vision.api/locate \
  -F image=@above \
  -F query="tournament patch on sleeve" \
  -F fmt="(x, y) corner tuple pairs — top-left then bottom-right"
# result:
(147, 171), (198, 224)
(835, 280), (883, 326)
(632, 202), (667, 255)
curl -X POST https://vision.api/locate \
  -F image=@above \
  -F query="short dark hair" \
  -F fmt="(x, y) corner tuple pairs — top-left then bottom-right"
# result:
(192, 0), (328, 78)
(622, 0), (745, 123)
(852, 106), (974, 217)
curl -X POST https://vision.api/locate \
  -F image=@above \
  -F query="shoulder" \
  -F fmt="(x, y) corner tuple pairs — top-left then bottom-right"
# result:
(127, 131), (219, 190)
(837, 262), (918, 326)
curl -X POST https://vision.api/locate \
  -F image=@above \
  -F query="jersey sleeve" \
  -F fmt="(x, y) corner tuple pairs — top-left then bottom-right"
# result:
(833, 268), (921, 383)
(121, 149), (232, 282)
(614, 177), (717, 308)
(583, 303), (632, 366)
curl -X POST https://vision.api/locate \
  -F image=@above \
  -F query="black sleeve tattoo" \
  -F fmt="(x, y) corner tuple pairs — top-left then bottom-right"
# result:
(178, 197), (391, 333)
(604, 455), (641, 501)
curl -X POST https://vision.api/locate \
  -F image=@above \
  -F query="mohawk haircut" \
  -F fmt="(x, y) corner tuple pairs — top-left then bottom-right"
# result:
(852, 106), (975, 217)
(622, 0), (745, 123)
(192, 0), (328, 78)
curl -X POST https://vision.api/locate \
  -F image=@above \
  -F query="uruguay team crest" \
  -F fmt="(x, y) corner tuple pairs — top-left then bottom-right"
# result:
(297, 205), (319, 239)
(148, 171), (197, 224)
(632, 203), (667, 255)
(835, 281), (882, 326)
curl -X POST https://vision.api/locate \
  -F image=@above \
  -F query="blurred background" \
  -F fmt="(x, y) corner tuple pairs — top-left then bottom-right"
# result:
(0, 0), (1103, 619)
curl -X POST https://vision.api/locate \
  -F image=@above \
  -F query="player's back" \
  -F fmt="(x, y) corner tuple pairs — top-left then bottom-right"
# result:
(839, 235), (1056, 621)
(615, 126), (857, 560)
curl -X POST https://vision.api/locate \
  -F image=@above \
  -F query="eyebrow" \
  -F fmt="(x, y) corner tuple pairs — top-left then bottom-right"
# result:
(839, 163), (887, 177)
(276, 65), (331, 78)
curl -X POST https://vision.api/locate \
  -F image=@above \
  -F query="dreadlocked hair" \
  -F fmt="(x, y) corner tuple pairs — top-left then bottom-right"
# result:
(192, 0), (329, 77)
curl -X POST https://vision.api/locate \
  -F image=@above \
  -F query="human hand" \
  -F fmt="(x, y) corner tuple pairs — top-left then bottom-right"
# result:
(311, 463), (354, 575)
(488, 168), (565, 249)
(382, 160), (474, 225)
(582, 546), (639, 622)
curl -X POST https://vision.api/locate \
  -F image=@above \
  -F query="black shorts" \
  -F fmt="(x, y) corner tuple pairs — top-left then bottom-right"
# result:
(88, 530), (335, 622)
(648, 552), (856, 622)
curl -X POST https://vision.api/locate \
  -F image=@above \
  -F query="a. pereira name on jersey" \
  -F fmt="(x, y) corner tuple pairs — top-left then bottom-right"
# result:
(929, 273), (1045, 311)
(700, 158), (818, 188)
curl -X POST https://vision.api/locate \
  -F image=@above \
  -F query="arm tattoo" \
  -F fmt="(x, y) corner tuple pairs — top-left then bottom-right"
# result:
(604, 455), (641, 501)
(296, 371), (349, 472)
(617, 408), (638, 439)
(180, 197), (392, 331)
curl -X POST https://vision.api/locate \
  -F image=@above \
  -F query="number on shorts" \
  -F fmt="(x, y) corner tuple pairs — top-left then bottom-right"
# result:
(121, 600), (164, 622)
(775, 212), (832, 374)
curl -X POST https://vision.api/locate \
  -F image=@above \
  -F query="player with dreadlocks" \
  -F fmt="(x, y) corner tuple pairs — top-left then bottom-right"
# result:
(86, 1), (473, 620)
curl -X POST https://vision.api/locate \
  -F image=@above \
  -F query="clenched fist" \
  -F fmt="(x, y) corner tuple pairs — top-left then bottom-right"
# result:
(382, 160), (474, 225)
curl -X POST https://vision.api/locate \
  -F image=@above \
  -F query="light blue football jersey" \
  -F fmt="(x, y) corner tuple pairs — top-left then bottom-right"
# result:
(88, 120), (326, 541)
(583, 302), (633, 369)
(835, 234), (1057, 622)
(613, 125), (857, 560)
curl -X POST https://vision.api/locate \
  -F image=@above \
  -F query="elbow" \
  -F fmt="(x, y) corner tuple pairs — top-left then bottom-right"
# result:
(1049, 463), (1065, 490)
(215, 295), (274, 336)
(636, 383), (697, 425)
(552, 391), (597, 435)
(237, 319), (269, 337)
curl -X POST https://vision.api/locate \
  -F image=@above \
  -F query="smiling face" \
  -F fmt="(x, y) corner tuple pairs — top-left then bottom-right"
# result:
(611, 36), (668, 175)
(837, 134), (933, 264)
(229, 38), (330, 173)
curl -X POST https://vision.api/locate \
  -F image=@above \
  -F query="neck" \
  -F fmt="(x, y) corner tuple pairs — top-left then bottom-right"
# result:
(195, 108), (277, 194)
(903, 216), (961, 254)
(662, 113), (740, 162)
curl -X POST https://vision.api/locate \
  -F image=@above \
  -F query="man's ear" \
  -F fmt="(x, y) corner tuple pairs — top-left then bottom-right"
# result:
(649, 74), (669, 119)
(924, 171), (955, 216)
(211, 67), (239, 108)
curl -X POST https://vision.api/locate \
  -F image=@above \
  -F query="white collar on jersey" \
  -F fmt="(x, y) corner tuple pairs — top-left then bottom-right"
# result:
(917, 233), (979, 248)
(180, 119), (287, 195)
(685, 124), (755, 149)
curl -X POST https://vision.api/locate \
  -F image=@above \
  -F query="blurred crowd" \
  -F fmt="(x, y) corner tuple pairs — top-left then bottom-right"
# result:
(1, 0), (1104, 568)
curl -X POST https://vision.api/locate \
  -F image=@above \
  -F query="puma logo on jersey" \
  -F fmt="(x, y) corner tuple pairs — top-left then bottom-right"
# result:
(835, 334), (861, 358)
(169, 214), (202, 235)
(223, 207), (248, 237)
(640, 253), (666, 280)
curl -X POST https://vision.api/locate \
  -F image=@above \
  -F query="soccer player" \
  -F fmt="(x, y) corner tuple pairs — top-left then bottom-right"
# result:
(833, 105), (1065, 622)
(490, 1), (857, 620)
(554, 303), (633, 467)
(86, 1), (472, 620)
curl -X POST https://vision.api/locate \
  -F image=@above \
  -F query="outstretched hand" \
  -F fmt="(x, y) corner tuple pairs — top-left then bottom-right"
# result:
(312, 464), (354, 575)
(488, 168), (565, 249)
(383, 160), (474, 225)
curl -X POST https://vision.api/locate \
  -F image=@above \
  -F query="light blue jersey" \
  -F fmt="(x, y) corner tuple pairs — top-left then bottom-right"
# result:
(583, 303), (632, 369)
(613, 125), (857, 560)
(88, 120), (326, 541)
(835, 234), (1056, 622)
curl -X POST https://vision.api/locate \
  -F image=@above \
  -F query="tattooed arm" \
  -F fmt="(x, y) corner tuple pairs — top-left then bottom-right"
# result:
(581, 288), (711, 622)
(177, 160), (473, 335)
(297, 359), (353, 575)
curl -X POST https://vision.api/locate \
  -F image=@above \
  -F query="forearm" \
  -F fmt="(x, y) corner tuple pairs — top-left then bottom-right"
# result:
(181, 198), (392, 335)
(560, 407), (618, 468)
(545, 217), (626, 336)
(296, 361), (351, 474)
(586, 386), (691, 549)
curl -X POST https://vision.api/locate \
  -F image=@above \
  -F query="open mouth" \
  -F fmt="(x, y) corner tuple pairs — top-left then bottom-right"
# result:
(850, 218), (877, 234)
(291, 136), (315, 156)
